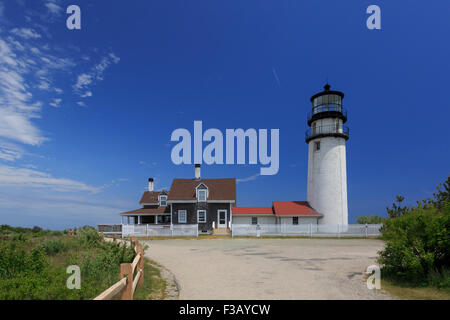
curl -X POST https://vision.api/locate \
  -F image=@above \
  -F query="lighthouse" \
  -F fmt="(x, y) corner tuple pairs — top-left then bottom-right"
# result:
(306, 84), (349, 226)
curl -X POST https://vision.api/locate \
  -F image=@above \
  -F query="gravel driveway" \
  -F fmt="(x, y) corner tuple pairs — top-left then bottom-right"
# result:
(143, 238), (394, 300)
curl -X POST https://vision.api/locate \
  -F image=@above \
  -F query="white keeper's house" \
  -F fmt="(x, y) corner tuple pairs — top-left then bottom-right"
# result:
(118, 83), (349, 235)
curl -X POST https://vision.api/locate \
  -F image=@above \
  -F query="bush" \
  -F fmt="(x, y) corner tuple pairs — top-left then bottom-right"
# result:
(377, 176), (450, 287)
(32, 226), (42, 233)
(39, 239), (68, 255)
(0, 241), (47, 279)
(76, 226), (101, 247)
(0, 225), (137, 300)
(357, 214), (385, 224)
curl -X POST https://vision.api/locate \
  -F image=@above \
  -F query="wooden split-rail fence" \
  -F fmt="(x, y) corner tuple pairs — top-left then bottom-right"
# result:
(94, 236), (145, 300)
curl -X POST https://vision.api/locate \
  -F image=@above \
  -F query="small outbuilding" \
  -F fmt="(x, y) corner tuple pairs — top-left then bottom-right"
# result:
(232, 201), (323, 226)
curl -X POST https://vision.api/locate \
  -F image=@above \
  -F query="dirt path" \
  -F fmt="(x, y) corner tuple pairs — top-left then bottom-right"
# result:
(143, 238), (394, 300)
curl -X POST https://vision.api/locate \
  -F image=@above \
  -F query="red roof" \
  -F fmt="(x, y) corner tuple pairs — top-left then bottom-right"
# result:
(233, 207), (274, 215)
(273, 201), (322, 216)
(232, 202), (323, 217)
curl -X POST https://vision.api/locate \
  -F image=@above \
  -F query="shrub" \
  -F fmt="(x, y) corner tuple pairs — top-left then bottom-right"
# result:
(77, 226), (100, 247)
(0, 226), (137, 300)
(357, 214), (385, 224)
(32, 226), (42, 233)
(0, 241), (47, 279)
(378, 177), (450, 287)
(39, 239), (68, 255)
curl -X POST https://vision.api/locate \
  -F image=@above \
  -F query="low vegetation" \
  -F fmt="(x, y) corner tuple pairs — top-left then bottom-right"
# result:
(376, 176), (450, 295)
(0, 225), (136, 299)
(356, 214), (386, 224)
(133, 258), (172, 300)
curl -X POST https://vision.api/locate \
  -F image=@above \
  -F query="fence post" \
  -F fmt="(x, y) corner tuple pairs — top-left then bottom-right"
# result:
(309, 224), (312, 238)
(120, 263), (133, 300)
(365, 224), (368, 238)
(113, 234), (117, 243)
(138, 245), (144, 286)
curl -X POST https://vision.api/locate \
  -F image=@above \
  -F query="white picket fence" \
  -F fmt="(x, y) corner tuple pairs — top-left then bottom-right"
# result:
(231, 224), (383, 237)
(122, 224), (198, 237)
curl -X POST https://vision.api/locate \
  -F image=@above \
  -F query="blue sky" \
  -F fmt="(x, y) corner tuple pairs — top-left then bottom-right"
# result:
(0, 0), (449, 229)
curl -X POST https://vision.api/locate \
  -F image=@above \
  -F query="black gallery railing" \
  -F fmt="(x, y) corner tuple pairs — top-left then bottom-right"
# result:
(305, 125), (350, 140)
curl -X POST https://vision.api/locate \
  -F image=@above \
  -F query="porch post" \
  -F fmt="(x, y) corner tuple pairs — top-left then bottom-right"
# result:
(155, 215), (158, 224)
(138, 215), (141, 225)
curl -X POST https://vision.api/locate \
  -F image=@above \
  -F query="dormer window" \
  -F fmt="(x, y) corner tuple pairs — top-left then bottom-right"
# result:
(195, 183), (208, 202)
(197, 189), (207, 202)
(159, 195), (167, 207)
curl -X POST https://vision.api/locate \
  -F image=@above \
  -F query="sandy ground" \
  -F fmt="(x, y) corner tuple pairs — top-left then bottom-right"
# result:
(143, 238), (394, 300)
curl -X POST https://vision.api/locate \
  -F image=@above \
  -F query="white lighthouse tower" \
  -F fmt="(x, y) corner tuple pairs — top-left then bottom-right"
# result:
(306, 84), (349, 226)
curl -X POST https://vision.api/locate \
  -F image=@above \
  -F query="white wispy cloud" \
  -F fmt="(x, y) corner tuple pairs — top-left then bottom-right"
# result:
(272, 67), (281, 87)
(45, 1), (63, 17)
(139, 160), (158, 167)
(0, 37), (46, 146)
(0, 23), (77, 148)
(237, 173), (260, 183)
(0, 141), (23, 162)
(74, 53), (120, 97)
(76, 101), (87, 107)
(0, 164), (101, 193)
(10, 28), (42, 39)
(49, 98), (62, 107)
(81, 91), (92, 98)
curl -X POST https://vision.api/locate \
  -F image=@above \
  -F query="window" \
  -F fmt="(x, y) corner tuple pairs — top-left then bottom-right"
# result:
(163, 215), (171, 223)
(159, 195), (167, 206)
(197, 189), (207, 202)
(315, 141), (321, 151)
(329, 94), (340, 105)
(293, 217), (299, 225)
(178, 210), (187, 223)
(157, 215), (163, 224)
(197, 210), (207, 223)
(251, 217), (258, 225)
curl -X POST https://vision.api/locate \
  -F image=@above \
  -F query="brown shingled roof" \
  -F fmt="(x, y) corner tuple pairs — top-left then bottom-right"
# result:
(139, 191), (167, 204)
(167, 178), (236, 201)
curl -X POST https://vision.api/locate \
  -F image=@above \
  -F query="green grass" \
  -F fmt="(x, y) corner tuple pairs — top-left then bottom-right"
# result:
(133, 258), (171, 300)
(381, 277), (450, 300)
(0, 226), (136, 300)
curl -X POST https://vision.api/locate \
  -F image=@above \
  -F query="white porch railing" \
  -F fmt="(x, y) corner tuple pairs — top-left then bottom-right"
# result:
(122, 224), (198, 237)
(231, 224), (383, 238)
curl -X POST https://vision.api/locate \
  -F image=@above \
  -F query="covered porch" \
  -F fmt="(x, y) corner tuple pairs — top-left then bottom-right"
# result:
(120, 207), (171, 225)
